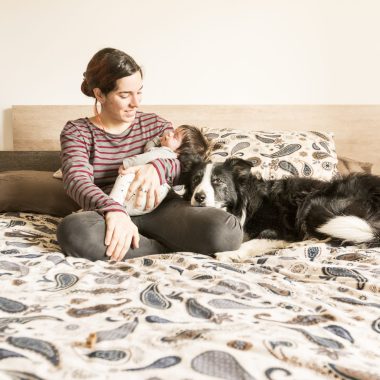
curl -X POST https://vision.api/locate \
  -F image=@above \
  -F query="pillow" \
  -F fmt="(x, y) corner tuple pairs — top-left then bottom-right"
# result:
(203, 128), (339, 180)
(53, 168), (63, 179)
(337, 156), (373, 175)
(0, 171), (80, 217)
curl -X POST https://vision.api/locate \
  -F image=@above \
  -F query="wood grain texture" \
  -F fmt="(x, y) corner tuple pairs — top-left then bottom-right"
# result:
(12, 105), (380, 174)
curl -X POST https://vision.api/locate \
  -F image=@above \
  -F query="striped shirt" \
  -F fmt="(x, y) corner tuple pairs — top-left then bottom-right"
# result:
(60, 111), (181, 215)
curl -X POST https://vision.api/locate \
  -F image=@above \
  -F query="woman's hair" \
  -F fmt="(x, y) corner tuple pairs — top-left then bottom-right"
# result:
(81, 48), (142, 98)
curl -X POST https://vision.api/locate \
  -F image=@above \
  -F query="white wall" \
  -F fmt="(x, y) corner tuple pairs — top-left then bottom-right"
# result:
(1, 0), (380, 150)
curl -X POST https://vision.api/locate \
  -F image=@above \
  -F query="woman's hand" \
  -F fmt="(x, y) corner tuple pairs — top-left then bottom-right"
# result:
(105, 211), (140, 261)
(119, 164), (161, 210)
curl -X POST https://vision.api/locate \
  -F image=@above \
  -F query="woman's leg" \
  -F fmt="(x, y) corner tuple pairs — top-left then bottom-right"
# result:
(56, 211), (169, 261)
(57, 193), (244, 261)
(133, 192), (244, 255)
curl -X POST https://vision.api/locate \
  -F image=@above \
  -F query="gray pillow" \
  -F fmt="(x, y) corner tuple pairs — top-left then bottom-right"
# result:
(337, 156), (373, 175)
(0, 171), (80, 217)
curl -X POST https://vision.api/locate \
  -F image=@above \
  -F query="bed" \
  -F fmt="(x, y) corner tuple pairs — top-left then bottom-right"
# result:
(0, 105), (379, 379)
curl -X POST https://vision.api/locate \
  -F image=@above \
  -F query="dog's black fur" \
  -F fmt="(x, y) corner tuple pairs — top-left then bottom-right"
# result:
(184, 158), (380, 246)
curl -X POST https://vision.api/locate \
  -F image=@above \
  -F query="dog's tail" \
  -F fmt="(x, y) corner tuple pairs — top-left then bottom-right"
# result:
(305, 202), (379, 246)
(317, 215), (375, 243)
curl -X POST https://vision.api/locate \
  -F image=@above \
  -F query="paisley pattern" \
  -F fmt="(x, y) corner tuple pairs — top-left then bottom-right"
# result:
(43, 272), (79, 291)
(231, 141), (250, 155)
(192, 350), (255, 380)
(261, 143), (302, 158)
(278, 160), (299, 176)
(0, 212), (379, 379)
(302, 161), (314, 177)
(203, 127), (339, 180)
(87, 350), (127, 361)
(141, 283), (172, 309)
(324, 325), (354, 343)
(0, 297), (28, 313)
(372, 317), (380, 334)
(7, 336), (60, 366)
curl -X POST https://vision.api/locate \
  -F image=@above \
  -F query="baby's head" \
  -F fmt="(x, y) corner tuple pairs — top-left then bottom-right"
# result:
(160, 125), (209, 159)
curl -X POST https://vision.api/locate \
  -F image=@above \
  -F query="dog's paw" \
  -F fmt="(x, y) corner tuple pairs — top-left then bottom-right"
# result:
(215, 250), (243, 262)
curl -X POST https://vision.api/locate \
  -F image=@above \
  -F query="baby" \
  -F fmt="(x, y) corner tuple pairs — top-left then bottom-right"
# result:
(109, 125), (209, 215)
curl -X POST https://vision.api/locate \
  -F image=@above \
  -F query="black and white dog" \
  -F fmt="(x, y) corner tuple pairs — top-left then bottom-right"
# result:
(184, 158), (380, 261)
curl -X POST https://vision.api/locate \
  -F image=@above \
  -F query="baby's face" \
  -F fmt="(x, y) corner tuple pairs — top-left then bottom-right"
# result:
(160, 129), (183, 151)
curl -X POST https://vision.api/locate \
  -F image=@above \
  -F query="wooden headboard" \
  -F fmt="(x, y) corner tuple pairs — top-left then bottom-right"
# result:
(12, 105), (380, 174)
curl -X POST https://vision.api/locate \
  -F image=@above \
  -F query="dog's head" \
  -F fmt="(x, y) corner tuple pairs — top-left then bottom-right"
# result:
(184, 158), (253, 213)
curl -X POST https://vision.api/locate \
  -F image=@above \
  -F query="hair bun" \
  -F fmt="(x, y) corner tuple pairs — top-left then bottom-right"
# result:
(81, 77), (94, 97)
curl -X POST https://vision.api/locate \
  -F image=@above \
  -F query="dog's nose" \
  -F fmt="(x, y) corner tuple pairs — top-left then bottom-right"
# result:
(194, 192), (206, 203)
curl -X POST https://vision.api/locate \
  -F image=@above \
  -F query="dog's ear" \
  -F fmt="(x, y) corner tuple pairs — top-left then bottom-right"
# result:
(224, 158), (253, 181)
(179, 153), (204, 174)
(225, 157), (254, 168)
(178, 154), (205, 194)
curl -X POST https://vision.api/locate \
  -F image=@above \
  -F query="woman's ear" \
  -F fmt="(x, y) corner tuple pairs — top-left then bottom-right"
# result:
(93, 88), (106, 104)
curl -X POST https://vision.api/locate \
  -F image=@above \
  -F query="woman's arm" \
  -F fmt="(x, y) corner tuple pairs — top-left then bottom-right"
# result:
(60, 121), (140, 261)
(149, 157), (181, 186)
(60, 122), (126, 215)
(122, 119), (181, 209)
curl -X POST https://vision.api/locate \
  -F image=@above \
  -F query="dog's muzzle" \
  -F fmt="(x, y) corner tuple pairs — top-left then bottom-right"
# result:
(191, 191), (207, 206)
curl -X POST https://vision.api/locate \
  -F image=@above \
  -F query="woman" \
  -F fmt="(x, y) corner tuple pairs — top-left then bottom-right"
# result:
(57, 47), (243, 262)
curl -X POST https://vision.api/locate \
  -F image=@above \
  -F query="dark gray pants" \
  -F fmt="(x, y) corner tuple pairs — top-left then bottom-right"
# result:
(56, 193), (243, 261)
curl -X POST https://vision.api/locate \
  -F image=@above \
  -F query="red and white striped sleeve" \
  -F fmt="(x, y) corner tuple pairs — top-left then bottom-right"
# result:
(60, 122), (126, 215)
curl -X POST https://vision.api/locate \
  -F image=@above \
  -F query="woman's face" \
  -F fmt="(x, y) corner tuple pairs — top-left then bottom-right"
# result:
(101, 71), (143, 124)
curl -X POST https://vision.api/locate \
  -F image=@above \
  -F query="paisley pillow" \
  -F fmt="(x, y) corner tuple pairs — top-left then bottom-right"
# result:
(203, 128), (339, 180)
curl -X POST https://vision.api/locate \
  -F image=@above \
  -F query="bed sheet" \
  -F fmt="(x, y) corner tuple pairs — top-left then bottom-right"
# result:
(0, 212), (379, 380)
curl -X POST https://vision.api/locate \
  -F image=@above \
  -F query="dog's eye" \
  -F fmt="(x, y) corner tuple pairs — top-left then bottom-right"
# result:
(212, 177), (223, 185)
(192, 175), (201, 184)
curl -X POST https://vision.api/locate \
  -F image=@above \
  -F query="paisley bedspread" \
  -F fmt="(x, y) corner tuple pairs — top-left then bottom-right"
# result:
(0, 212), (379, 380)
